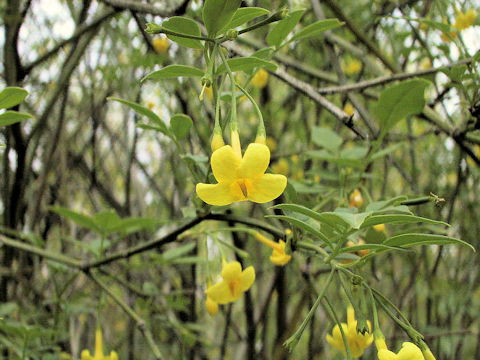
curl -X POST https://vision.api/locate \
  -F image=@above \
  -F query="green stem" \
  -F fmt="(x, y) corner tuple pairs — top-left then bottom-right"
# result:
(297, 240), (329, 257)
(235, 83), (265, 136)
(146, 24), (215, 43)
(283, 268), (335, 352)
(323, 296), (352, 360)
(0, 235), (81, 268)
(87, 271), (164, 359)
(218, 48), (237, 131)
(236, 9), (287, 36)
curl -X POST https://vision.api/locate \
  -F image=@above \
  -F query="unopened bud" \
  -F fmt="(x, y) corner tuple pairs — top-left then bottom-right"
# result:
(226, 29), (238, 40)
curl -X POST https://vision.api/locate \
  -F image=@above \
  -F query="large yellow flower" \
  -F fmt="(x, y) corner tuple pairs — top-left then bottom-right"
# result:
(254, 232), (291, 266)
(205, 261), (255, 304)
(196, 143), (287, 206)
(326, 306), (374, 358)
(81, 329), (118, 360)
(375, 337), (424, 360)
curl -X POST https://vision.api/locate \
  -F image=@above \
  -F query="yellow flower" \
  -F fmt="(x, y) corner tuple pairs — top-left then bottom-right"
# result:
(196, 142), (287, 206)
(326, 306), (373, 358)
(342, 59), (363, 76)
(81, 329), (118, 360)
(453, 9), (476, 31)
(205, 261), (255, 304)
(254, 232), (292, 266)
(373, 224), (386, 233)
(205, 295), (219, 316)
(349, 189), (364, 208)
(152, 37), (169, 54)
(271, 158), (290, 176)
(375, 337), (424, 360)
(251, 68), (269, 88)
(204, 86), (213, 101)
(344, 102), (355, 116)
(419, 58), (431, 70)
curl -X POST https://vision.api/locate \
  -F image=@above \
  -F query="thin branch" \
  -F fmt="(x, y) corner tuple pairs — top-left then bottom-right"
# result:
(317, 57), (474, 95)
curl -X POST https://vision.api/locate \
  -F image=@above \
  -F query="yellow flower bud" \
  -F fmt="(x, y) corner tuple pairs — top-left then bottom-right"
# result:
(373, 224), (386, 233)
(342, 58), (362, 76)
(344, 102), (355, 116)
(152, 37), (169, 54)
(349, 189), (364, 208)
(271, 158), (290, 176)
(251, 68), (269, 88)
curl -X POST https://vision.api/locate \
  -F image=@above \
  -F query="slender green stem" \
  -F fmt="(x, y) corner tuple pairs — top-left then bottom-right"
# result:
(0, 235), (81, 268)
(323, 296), (352, 360)
(284, 268), (335, 352)
(218, 47), (237, 130)
(235, 83), (265, 135)
(146, 24), (215, 42)
(87, 271), (164, 359)
(237, 9), (287, 36)
(297, 240), (329, 257)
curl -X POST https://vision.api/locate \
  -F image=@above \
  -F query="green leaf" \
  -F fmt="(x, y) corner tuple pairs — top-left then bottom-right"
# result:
(266, 214), (332, 247)
(440, 65), (468, 82)
(162, 243), (196, 261)
(370, 143), (404, 160)
(338, 243), (402, 254)
(106, 218), (162, 235)
(170, 114), (193, 140)
(215, 56), (277, 74)
(0, 87), (28, 109)
(0, 111), (32, 126)
(266, 9), (306, 48)
(290, 18), (343, 42)
(222, 7), (269, 31)
(203, 0), (242, 36)
(141, 65), (204, 82)
(311, 126), (342, 152)
(376, 79), (430, 135)
(361, 214), (449, 228)
(48, 206), (101, 233)
(269, 204), (346, 231)
(108, 97), (169, 135)
(137, 123), (167, 132)
(162, 17), (203, 49)
(383, 233), (475, 251)
(333, 210), (373, 229)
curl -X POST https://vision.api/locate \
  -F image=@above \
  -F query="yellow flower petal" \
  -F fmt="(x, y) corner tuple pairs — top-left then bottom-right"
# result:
(211, 145), (242, 183)
(109, 351), (119, 360)
(378, 349), (397, 360)
(196, 183), (240, 206)
(237, 143), (270, 179)
(205, 296), (219, 316)
(221, 261), (242, 280)
(80, 350), (93, 360)
(238, 266), (255, 292)
(247, 173), (287, 203)
(206, 280), (237, 304)
(397, 342), (424, 360)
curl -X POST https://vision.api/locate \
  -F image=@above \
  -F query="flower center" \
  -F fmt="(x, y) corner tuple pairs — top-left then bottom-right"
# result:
(228, 279), (241, 297)
(236, 179), (248, 197)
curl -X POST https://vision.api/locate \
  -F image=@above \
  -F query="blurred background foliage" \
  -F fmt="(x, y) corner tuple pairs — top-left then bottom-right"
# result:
(0, 0), (479, 359)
